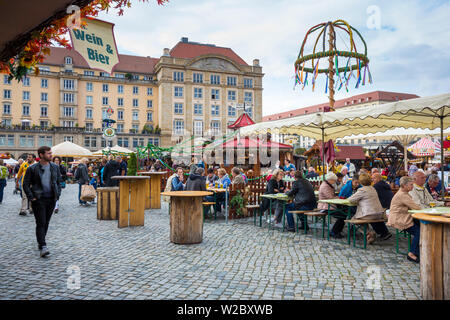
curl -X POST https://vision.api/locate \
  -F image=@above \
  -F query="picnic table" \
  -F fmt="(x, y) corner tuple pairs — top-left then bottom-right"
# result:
(318, 198), (356, 243)
(161, 191), (213, 244)
(207, 187), (229, 223)
(409, 207), (450, 300)
(261, 193), (291, 231)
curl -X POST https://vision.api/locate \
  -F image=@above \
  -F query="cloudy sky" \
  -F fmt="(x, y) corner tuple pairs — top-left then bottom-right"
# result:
(97, 0), (450, 116)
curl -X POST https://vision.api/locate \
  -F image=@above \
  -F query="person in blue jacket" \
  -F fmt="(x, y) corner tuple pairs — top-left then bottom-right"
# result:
(171, 167), (185, 191)
(329, 174), (361, 238)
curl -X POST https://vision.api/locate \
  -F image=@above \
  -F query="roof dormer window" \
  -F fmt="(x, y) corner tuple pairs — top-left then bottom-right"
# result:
(65, 56), (73, 65)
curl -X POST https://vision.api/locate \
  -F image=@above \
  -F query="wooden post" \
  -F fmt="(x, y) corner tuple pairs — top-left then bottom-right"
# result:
(328, 23), (336, 111)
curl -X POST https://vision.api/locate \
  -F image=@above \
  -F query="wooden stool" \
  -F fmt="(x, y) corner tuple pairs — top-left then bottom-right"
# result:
(203, 202), (216, 220)
(96, 187), (119, 220)
(344, 218), (387, 249)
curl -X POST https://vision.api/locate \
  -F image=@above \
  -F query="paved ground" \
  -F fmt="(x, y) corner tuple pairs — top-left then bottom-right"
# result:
(0, 181), (420, 300)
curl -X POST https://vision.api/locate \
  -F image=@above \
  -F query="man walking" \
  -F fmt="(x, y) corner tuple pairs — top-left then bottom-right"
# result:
(16, 154), (36, 216)
(0, 159), (8, 204)
(22, 146), (61, 257)
(75, 158), (90, 205)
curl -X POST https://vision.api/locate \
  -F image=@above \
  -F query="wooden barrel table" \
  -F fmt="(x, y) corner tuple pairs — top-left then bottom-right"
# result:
(161, 191), (213, 244)
(411, 211), (450, 300)
(139, 171), (167, 209)
(96, 187), (119, 220)
(112, 176), (150, 228)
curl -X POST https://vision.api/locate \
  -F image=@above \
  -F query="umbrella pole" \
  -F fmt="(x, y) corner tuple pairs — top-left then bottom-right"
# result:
(440, 116), (445, 199)
(322, 127), (326, 179)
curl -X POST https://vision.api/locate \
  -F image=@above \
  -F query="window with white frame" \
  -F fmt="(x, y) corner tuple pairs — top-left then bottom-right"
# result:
(193, 73), (203, 83)
(118, 137), (128, 147)
(244, 92), (253, 103)
(132, 124), (139, 133)
(3, 104), (11, 115)
(63, 93), (74, 103)
(86, 95), (93, 105)
(40, 122), (49, 129)
(173, 120), (184, 135)
(147, 112), (153, 122)
(173, 71), (184, 82)
(174, 103), (183, 114)
(41, 93), (48, 102)
(86, 108), (93, 119)
(194, 87), (203, 99)
(132, 111), (139, 121)
(244, 78), (253, 88)
(174, 86), (183, 98)
(63, 107), (74, 117)
(133, 98), (139, 107)
(85, 122), (93, 132)
(22, 105), (30, 116)
(194, 104), (203, 115)
(227, 90), (236, 101)
(147, 100), (153, 108)
(84, 70), (94, 76)
(211, 105), (220, 116)
(3, 90), (11, 99)
(102, 97), (108, 105)
(23, 91), (30, 101)
(210, 74), (220, 85)
(117, 123), (124, 133)
(63, 79), (74, 90)
(227, 76), (237, 86)
(114, 73), (125, 79)
(41, 79), (48, 88)
(63, 121), (74, 128)
(211, 121), (220, 135)
(1, 120), (12, 127)
(102, 83), (109, 92)
(147, 87), (153, 96)
(247, 107), (253, 118)
(194, 121), (203, 136)
(118, 97), (123, 106)
(86, 82), (93, 91)
(228, 105), (236, 117)
(22, 76), (30, 86)
(117, 110), (124, 120)
(40, 106), (48, 117)
(211, 89), (219, 100)
(133, 86), (139, 94)
(118, 85), (124, 93)
(65, 57), (73, 64)
(100, 72), (110, 77)
(3, 75), (11, 85)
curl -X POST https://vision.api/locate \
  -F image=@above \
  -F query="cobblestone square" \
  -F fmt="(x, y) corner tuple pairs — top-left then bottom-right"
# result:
(0, 182), (420, 300)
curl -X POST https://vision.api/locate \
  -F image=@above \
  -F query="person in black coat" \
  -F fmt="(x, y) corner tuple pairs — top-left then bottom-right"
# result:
(260, 169), (285, 225)
(284, 170), (317, 231)
(103, 157), (121, 187)
(372, 173), (394, 209)
(185, 167), (206, 191)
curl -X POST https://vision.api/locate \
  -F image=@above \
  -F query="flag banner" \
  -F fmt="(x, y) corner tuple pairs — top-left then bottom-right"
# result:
(69, 18), (120, 74)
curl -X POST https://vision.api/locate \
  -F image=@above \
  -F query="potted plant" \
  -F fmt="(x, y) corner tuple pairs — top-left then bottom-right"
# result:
(127, 152), (138, 176)
(230, 190), (245, 217)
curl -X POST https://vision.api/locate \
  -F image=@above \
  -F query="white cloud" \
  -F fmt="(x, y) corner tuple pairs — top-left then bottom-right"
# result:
(97, 0), (450, 116)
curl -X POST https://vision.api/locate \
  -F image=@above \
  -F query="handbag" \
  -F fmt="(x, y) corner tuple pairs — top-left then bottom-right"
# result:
(80, 184), (96, 202)
(60, 181), (66, 189)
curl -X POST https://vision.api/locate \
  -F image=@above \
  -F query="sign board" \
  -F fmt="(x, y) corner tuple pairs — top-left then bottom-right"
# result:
(69, 18), (120, 74)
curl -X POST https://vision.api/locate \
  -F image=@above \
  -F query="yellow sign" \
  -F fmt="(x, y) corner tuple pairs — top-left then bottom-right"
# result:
(69, 18), (119, 74)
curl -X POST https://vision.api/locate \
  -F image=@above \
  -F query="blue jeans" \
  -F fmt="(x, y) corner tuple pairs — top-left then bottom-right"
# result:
(78, 183), (87, 204)
(0, 179), (6, 203)
(405, 220), (420, 257)
(285, 203), (315, 229)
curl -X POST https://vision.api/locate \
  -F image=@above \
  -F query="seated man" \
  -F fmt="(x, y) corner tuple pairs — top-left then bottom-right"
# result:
(329, 174), (361, 238)
(185, 167), (206, 191)
(425, 173), (441, 200)
(284, 170), (317, 231)
(305, 167), (318, 179)
(372, 173), (394, 209)
(206, 167), (219, 185)
(410, 171), (448, 208)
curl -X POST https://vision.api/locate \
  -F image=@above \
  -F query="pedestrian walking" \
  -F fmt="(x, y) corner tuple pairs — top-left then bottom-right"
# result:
(16, 154), (36, 216)
(22, 146), (62, 258)
(52, 156), (67, 213)
(75, 158), (90, 205)
(0, 159), (8, 204)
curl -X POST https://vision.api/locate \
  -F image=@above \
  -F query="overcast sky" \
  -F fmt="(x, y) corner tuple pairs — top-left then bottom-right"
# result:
(97, 0), (450, 116)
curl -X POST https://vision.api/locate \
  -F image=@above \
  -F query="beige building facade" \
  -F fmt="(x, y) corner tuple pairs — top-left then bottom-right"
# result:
(0, 37), (263, 158)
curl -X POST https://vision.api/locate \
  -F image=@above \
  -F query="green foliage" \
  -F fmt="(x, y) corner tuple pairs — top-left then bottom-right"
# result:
(125, 73), (133, 81)
(294, 147), (306, 155)
(230, 190), (244, 216)
(127, 152), (138, 176)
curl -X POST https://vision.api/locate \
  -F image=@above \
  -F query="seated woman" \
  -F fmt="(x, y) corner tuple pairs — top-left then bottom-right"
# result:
(387, 176), (421, 263)
(260, 169), (284, 226)
(347, 173), (392, 244)
(318, 172), (338, 213)
(209, 168), (231, 214)
(284, 170), (317, 231)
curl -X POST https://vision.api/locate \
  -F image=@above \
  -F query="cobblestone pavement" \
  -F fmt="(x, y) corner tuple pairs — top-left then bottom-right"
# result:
(0, 181), (420, 300)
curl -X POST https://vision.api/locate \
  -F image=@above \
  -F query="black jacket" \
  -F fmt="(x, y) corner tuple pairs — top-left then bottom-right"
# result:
(75, 163), (90, 184)
(58, 164), (67, 181)
(103, 160), (120, 187)
(286, 178), (317, 208)
(23, 162), (62, 201)
(185, 174), (206, 191)
(373, 180), (394, 209)
(265, 179), (285, 195)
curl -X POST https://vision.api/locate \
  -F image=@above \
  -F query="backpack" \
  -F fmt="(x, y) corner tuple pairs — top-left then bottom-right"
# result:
(0, 166), (7, 179)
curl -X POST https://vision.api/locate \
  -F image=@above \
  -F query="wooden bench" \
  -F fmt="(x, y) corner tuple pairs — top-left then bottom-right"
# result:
(246, 204), (260, 225)
(344, 218), (388, 249)
(202, 202), (216, 220)
(287, 210), (326, 236)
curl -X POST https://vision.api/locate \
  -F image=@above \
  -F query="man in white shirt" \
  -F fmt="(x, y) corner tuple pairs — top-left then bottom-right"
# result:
(409, 171), (448, 208)
(344, 158), (356, 178)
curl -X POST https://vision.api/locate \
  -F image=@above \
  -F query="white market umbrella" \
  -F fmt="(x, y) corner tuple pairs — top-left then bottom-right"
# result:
(92, 145), (134, 156)
(2, 158), (18, 165)
(51, 141), (92, 157)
